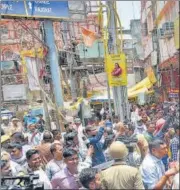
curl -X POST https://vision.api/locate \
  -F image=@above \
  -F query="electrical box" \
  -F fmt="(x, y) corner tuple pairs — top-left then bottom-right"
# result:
(77, 40), (104, 59)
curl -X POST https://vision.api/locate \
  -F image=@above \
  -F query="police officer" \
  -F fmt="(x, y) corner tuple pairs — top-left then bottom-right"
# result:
(100, 141), (145, 189)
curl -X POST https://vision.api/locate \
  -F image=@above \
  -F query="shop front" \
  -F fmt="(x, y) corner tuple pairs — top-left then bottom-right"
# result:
(158, 53), (179, 101)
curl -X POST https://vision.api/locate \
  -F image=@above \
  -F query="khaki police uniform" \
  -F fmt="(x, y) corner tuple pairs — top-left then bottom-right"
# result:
(100, 141), (144, 189)
(100, 161), (144, 189)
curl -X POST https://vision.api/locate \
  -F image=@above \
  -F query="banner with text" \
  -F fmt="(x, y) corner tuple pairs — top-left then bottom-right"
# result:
(1, 1), (69, 19)
(105, 53), (127, 87)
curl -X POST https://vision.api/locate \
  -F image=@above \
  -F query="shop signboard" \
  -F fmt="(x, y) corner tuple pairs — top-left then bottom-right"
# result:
(1, 61), (15, 70)
(1, 1), (69, 19)
(168, 89), (179, 98)
(169, 93), (178, 98)
(2, 84), (27, 101)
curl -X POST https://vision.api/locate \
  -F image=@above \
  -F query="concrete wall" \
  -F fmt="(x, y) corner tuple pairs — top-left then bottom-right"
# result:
(156, 1), (179, 63)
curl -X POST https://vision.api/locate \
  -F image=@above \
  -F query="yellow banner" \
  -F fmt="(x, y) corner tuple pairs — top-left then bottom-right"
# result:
(20, 47), (46, 58)
(105, 53), (127, 87)
(145, 66), (157, 84)
(174, 16), (179, 49)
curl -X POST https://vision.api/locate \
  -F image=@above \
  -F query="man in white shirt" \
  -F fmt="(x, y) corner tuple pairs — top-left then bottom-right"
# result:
(1, 116), (11, 135)
(46, 143), (65, 180)
(24, 149), (52, 189)
(134, 117), (147, 135)
(73, 118), (88, 159)
(26, 123), (42, 146)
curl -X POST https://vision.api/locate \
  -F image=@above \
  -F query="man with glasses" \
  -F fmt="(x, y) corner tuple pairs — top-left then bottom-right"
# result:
(85, 123), (106, 166)
(140, 139), (179, 189)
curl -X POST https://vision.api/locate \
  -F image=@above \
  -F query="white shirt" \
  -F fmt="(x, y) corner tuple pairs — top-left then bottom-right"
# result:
(34, 168), (52, 189)
(10, 160), (23, 176)
(134, 124), (147, 135)
(172, 173), (179, 189)
(46, 159), (65, 180)
(131, 111), (139, 124)
(26, 131), (43, 146)
(22, 144), (32, 155)
(76, 124), (88, 160)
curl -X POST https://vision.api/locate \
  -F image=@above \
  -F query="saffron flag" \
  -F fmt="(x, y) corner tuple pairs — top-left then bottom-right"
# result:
(81, 27), (97, 47)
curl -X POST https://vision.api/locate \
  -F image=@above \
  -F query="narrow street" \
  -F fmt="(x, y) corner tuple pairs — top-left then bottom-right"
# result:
(0, 1), (179, 190)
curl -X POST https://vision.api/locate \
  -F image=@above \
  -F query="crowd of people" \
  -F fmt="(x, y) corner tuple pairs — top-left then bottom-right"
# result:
(0, 101), (179, 189)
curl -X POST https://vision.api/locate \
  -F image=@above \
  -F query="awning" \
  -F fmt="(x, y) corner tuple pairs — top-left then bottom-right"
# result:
(128, 77), (153, 93)
(89, 76), (155, 102)
(128, 87), (154, 99)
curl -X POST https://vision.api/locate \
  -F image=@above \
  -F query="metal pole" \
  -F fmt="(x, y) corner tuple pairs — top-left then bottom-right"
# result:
(62, 21), (77, 100)
(103, 5), (113, 120)
(31, 21), (51, 131)
(107, 1), (129, 122)
(44, 20), (64, 107)
(0, 0), (2, 185)
(107, 80), (112, 119)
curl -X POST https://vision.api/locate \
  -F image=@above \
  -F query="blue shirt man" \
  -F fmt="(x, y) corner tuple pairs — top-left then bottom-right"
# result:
(86, 126), (106, 166)
(140, 139), (179, 189)
(140, 153), (165, 189)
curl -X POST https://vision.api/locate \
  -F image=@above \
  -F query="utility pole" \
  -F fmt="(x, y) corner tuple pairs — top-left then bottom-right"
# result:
(62, 21), (77, 100)
(0, 0), (2, 185)
(44, 20), (64, 107)
(31, 22), (51, 130)
(107, 1), (129, 122)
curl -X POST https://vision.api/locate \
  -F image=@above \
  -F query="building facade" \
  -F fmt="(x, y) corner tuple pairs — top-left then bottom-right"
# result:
(141, 0), (179, 101)
(130, 19), (145, 83)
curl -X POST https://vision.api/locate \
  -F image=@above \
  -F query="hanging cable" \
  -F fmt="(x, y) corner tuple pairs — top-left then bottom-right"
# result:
(91, 64), (106, 87)
(15, 19), (48, 49)
(19, 20), (67, 121)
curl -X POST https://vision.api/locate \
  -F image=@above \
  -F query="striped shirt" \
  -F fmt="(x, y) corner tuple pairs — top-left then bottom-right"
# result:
(170, 135), (179, 161)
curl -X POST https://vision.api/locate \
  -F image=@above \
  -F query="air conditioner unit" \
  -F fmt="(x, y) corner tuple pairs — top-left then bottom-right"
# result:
(162, 22), (174, 36)
(162, 22), (174, 31)
(158, 28), (165, 38)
